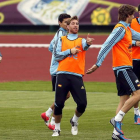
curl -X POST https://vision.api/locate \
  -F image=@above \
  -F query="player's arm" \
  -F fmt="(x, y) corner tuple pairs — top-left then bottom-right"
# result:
(82, 34), (94, 50)
(48, 39), (54, 52)
(53, 37), (71, 61)
(131, 28), (140, 41)
(86, 27), (125, 74)
(0, 52), (2, 63)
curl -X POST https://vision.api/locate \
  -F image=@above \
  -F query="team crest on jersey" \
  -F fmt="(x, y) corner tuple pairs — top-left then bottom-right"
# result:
(69, 54), (78, 59)
(135, 79), (139, 83)
(81, 86), (84, 89)
(128, 44), (132, 49)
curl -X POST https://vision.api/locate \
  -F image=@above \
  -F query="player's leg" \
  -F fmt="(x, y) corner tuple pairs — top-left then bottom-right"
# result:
(110, 69), (140, 138)
(52, 74), (70, 136)
(112, 95), (129, 139)
(69, 75), (87, 135)
(41, 75), (56, 127)
(133, 60), (140, 124)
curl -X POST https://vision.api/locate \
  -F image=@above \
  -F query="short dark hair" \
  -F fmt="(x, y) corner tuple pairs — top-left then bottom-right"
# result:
(138, 4), (140, 11)
(67, 16), (79, 25)
(118, 4), (136, 21)
(58, 13), (71, 23)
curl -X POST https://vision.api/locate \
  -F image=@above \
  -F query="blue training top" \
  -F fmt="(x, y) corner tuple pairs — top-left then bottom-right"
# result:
(49, 27), (67, 76)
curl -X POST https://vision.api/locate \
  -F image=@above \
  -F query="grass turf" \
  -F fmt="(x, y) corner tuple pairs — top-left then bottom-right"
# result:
(0, 90), (139, 140)
(0, 81), (117, 93)
(0, 32), (110, 35)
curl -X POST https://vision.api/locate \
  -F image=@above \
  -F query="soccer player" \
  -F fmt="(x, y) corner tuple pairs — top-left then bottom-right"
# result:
(0, 52), (2, 63)
(131, 4), (140, 125)
(41, 13), (71, 130)
(86, 4), (140, 140)
(52, 16), (94, 136)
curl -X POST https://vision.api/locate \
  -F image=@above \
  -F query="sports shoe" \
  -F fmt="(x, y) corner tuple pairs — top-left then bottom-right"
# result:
(134, 114), (138, 124)
(52, 129), (60, 136)
(70, 118), (78, 135)
(110, 117), (124, 135)
(41, 112), (50, 126)
(112, 133), (131, 140)
(137, 116), (140, 125)
(134, 114), (140, 125)
(48, 123), (55, 130)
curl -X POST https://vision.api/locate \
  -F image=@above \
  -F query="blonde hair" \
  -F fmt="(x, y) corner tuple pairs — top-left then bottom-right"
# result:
(67, 16), (79, 25)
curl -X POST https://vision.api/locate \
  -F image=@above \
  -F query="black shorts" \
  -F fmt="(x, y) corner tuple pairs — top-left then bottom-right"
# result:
(55, 74), (87, 106)
(51, 75), (56, 91)
(133, 60), (140, 81)
(114, 68), (140, 96)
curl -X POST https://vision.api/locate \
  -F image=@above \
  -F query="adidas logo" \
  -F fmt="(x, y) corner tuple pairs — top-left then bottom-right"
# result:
(81, 86), (84, 89)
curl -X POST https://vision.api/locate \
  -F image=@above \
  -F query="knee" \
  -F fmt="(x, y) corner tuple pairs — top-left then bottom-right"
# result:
(54, 103), (64, 115)
(77, 103), (87, 114)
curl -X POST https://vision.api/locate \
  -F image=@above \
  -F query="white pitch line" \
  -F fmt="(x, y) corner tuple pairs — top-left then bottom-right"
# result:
(0, 44), (102, 48)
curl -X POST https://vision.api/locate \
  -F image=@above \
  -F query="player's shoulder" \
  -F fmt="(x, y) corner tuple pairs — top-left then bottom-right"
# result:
(56, 29), (66, 37)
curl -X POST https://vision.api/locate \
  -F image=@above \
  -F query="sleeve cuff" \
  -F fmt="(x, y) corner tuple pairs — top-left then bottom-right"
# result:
(96, 64), (99, 67)
(132, 40), (136, 46)
(86, 41), (90, 46)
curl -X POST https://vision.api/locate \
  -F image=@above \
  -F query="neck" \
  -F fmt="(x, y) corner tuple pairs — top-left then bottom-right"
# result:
(125, 20), (129, 24)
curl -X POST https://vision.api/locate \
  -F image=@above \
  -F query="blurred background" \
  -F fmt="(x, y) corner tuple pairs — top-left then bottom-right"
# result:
(0, 0), (139, 83)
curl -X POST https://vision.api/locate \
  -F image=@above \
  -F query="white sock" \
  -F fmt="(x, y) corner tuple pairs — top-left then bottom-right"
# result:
(72, 114), (79, 122)
(45, 108), (53, 117)
(134, 107), (139, 115)
(115, 110), (125, 121)
(55, 123), (60, 130)
(113, 128), (120, 135)
(51, 117), (55, 125)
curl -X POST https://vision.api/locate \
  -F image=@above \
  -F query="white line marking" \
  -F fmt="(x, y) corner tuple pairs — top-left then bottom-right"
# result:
(0, 44), (102, 48)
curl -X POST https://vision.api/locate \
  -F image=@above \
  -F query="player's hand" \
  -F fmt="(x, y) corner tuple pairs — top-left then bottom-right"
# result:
(0, 56), (2, 63)
(136, 41), (140, 47)
(71, 46), (82, 55)
(86, 33), (94, 45)
(86, 64), (98, 74)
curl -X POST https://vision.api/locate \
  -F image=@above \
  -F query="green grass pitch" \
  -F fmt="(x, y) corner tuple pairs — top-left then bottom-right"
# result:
(0, 81), (139, 140)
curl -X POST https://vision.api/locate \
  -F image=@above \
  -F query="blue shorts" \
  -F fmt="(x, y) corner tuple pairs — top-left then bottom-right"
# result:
(114, 68), (140, 96)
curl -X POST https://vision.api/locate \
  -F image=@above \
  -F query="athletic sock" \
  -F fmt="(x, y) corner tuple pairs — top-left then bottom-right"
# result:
(113, 128), (120, 135)
(46, 108), (53, 117)
(72, 114), (79, 122)
(55, 123), (60, 130)
(115, 110), (125, 121)
(50, 117), (55, 125)
(134, 107), (139, 115)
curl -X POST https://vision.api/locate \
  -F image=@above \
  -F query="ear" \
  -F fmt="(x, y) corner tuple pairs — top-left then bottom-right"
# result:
(58, 21), (61, 26)
(67, 25), (70, 30)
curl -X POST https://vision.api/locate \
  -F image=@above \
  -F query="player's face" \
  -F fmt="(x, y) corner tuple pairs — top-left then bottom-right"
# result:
(59, 18), (70, 30)
(67, 20), (79, 34)
(128, 14), (134, 23)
